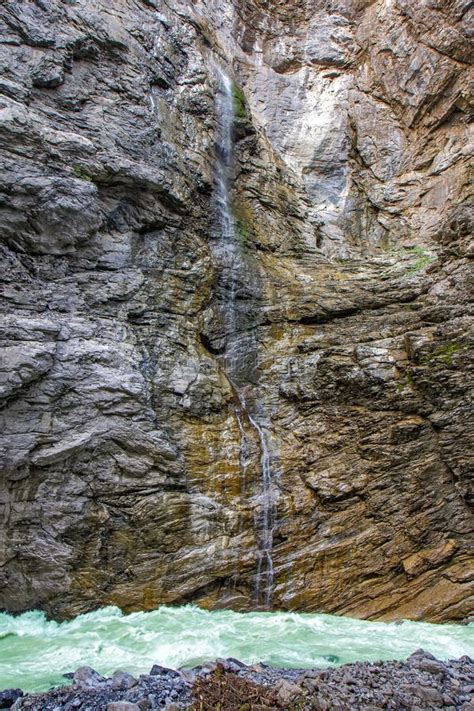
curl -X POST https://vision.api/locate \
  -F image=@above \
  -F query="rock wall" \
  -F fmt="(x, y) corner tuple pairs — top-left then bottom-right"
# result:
(0, 0), (472, 621)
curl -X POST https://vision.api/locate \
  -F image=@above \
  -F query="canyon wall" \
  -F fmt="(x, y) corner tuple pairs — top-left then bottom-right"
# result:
(0, 0), (472, 621)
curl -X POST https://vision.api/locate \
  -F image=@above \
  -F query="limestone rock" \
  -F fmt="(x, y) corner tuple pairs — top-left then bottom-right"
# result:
(0, 0), (472, 622)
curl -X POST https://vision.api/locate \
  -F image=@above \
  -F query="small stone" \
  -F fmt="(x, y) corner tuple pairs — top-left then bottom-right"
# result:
(443, 694), (457, 705)
(408, 649), (437, 661)
(177, 668), (195, 683)
(149, 664), (180, 678)
(106, 704), (140, 711)
(225, 657), (247, 668)
(111, 671), (138, 690)
(215, 657), (246, 670)
(73, 666), (106, 688)
(274, 679), (303, 706)
(401, 684), (443, 704)
(64, 700), (82, 710)
(197, 661), (217, 676)
(341, 673), (359, 685)
(418, 659), (446, 675)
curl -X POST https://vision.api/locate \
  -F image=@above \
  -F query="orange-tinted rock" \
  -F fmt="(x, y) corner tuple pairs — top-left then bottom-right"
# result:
(0, 0), (472, 622)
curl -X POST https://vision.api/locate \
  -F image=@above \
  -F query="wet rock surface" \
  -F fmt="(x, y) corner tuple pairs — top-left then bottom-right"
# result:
(0, 0), (472, 621)
(6, 652), (474, 710)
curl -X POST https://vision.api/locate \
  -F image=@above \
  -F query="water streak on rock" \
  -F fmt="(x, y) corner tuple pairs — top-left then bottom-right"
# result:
(247, 407), (276, 609)
(213, 66), (276, 608)
(213, 66), (239, 369)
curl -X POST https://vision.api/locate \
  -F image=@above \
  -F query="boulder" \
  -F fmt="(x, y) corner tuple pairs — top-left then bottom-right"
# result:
(0, 689), (23, 709)
(73, 666), (106, 688)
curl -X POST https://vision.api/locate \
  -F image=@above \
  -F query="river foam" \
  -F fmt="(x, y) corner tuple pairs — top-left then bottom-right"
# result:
(1, 605), (473, 692)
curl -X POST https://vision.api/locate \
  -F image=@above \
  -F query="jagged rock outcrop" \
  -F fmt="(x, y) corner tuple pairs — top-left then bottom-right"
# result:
(0, 0), (472, 621)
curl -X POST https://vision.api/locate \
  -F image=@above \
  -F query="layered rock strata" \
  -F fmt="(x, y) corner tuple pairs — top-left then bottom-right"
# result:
(0, 0), (472, 620)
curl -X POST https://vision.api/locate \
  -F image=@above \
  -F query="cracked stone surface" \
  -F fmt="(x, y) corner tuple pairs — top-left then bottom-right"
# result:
(0, 0), (472, 621)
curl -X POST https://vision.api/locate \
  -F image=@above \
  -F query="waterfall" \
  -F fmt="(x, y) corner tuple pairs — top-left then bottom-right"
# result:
(213, 67), (239, 374)
(214, 68), (233, 216)
(213, 67), (277, 608)
(247, 406), (276, 609)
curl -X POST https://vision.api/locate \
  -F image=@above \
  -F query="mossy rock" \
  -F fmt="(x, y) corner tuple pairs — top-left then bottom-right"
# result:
(72, 165), (93, 182)
(232, 83), (247, 119)
(235, 218), (251, 247)
(383, 245), (437, 273)
(420, 342), (462, 366)
(232, 201), (255, 249)
(407, 246), (436, 272)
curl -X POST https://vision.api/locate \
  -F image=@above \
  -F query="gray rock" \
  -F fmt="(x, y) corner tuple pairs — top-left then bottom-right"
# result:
(274, 678), (303, 705)
(31, 55), (65, 89)
(73, 666), (106, 688)
(149, 665), (180, 678)
(111, 672), (138, 690)
(0, 0), (471, 623)
(7, 655), (474, 710)
(0, 689), (23, 709)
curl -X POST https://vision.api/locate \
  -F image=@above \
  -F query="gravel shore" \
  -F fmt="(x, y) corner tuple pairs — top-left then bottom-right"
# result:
(2, 650), (473, 710)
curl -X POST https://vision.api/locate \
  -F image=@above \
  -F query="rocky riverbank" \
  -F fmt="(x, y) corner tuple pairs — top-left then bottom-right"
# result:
(3, 650), (473, 710)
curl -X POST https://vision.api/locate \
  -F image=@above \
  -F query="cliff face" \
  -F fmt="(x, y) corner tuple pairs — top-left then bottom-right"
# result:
(0, 0), (472, 621)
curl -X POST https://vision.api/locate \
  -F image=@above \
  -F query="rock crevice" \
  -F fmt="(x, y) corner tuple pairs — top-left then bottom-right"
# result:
(0, 0), (472, 620)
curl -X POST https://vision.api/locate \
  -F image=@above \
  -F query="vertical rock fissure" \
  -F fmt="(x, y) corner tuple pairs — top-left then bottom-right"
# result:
(212, 66), (276, 609)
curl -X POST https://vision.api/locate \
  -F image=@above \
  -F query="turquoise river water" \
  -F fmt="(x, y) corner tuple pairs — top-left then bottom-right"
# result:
(1, 605), (473, 692)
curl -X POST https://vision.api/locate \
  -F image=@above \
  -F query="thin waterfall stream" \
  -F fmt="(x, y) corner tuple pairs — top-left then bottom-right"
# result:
(247, 405), (276, 608)
(212, 66), (277, 608)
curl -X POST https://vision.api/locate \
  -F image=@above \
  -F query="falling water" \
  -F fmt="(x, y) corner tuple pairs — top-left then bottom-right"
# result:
(213, 67), (240, 375)
(213, 67), (277, 607)
(248, 411), (276, 608)
(214, 68), (234, 220)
